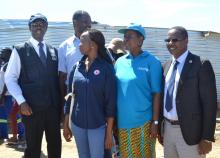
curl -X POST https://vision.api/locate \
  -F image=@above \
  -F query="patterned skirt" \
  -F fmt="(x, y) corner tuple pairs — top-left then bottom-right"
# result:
(118, 121), (156, 158)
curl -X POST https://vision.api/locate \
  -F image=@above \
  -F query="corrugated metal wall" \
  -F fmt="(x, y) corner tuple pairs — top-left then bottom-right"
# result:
(1, 19), (220, 101)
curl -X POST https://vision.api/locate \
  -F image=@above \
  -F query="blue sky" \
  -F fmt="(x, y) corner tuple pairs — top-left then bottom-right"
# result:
(1, 0), (219, 32)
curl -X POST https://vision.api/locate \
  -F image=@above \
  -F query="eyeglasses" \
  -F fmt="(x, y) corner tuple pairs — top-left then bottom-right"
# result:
(31, 23), (46, 28)
(164, 38), (184, 43)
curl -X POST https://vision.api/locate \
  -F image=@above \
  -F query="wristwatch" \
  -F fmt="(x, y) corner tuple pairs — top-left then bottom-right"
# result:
(203, 139), (212, 143)
(152, 120), (159, 125)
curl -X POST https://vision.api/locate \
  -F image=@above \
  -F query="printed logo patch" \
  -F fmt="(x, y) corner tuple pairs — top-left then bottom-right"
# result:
(94, 69), (100, 75)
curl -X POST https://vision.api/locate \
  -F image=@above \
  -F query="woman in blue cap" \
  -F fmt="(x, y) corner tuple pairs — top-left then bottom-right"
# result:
(115, 23), (162, 157)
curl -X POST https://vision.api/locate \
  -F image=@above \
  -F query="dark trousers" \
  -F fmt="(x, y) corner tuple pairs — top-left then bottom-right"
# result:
(22, 107), (61, 158)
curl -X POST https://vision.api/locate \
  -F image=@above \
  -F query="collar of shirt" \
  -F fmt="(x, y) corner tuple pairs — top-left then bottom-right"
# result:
(79, 55), (106, 72)
(73, 35), (80, 43)
(29, 37), (47, 57)
(167, 50), (189, 85)
(64, 35), (80, 46)
(80, 55), (103, 65)
(126, 50), (149, 59)
(172, 50), (189, 66)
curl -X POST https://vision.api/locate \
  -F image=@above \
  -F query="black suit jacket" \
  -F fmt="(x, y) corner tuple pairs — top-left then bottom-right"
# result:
(160, 52), (217, 145)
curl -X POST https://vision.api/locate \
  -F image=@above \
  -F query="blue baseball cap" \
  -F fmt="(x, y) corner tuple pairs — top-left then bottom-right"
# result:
(118, 23), (146, 39)
(29, 13), (48, 26)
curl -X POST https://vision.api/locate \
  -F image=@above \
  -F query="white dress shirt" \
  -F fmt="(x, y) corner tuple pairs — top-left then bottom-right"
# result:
(4, 37), (47, 105)
(164, 50), (189, 120)
(58, 35), (83, 85)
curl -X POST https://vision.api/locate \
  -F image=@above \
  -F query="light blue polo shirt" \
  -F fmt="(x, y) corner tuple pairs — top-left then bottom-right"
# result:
(115, 51), (162, 129)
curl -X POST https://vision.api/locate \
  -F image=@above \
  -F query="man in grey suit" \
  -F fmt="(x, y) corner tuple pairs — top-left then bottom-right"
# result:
(159, 26), (217, 158)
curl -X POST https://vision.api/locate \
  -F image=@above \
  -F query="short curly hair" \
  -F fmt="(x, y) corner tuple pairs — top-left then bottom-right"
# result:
(170, 26), (188, 39)
(72, 10), (90, 21)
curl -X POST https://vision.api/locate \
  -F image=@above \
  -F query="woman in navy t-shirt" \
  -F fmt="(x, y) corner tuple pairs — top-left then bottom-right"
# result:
(63, 29), (116, 158)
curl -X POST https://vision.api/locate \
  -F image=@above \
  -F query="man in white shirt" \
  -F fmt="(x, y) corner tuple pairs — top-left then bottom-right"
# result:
(5, 13), (61, 158)
(58, 10), (91, 115)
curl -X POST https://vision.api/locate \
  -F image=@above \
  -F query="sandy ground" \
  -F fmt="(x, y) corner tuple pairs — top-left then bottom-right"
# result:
(0, 123), (219, 158)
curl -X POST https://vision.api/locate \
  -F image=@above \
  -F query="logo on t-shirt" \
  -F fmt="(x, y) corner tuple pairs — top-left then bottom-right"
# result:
(138, 67), (149, 72)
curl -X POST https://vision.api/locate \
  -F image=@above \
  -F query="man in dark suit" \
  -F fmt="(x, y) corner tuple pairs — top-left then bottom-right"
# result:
(5, 13), (61, 158)
(159, 26), (217, 158)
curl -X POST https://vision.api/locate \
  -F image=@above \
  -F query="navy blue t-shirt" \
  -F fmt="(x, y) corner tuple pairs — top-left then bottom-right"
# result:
(64, 56), (116, 129)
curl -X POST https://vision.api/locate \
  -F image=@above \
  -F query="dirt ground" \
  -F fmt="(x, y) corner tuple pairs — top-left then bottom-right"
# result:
(0, 123), (219, 158)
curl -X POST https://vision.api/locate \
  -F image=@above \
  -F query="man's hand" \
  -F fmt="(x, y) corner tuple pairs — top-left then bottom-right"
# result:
(198, 139), (212, 155)
(20, 102), (33, 116)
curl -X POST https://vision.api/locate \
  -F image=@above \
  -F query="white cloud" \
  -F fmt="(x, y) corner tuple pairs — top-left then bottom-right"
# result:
(143, 0), (206, 18)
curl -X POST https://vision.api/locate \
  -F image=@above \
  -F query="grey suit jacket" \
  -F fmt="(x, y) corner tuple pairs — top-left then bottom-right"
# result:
(161, 52), (217, 145)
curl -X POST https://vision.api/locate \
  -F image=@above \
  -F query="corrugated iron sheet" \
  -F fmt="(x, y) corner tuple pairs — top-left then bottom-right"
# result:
(1, 19), (220, 101)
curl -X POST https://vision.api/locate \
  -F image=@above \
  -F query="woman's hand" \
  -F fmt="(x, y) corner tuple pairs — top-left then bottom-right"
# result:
(150, 123), (158, 138)
(63, 115), (72, 142)
(105, 117), (114, 149)
(105, 130), (113, 149)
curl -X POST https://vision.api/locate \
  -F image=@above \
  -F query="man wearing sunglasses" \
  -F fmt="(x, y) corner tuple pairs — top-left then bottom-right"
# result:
(159, 26), (217, 158)
(5, 13), (61, 158)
